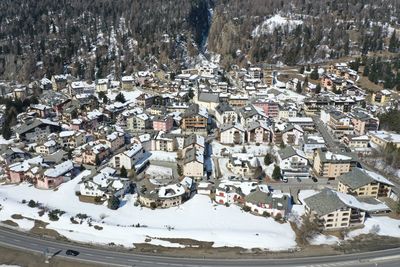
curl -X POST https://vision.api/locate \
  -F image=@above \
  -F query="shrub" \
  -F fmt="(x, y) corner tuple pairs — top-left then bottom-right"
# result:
(70, 217), (79, 224)
(28, 200), (38, 208)
(242, 206), (251, 212)
(76, 213), (88, 220)
(262, 211), (271, 217)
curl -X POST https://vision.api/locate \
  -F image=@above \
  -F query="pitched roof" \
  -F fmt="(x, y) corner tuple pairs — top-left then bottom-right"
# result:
(338, 168), (394, 189)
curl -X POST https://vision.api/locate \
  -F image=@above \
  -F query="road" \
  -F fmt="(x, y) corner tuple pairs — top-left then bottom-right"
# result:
(0, 228), (400, 267)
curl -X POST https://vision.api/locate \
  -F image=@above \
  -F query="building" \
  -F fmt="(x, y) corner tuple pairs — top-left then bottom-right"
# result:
(253, 99), (279, 118)
(127, 113), (151, 131)
(368, 131), (400, 149)
(245, 121), (271, 144)
(227, 153), (261, 178)
(215, 102), (237, 126)
(313, 148), (355, 179)
(96, 79), (109, 93)
(304, 189), (389, 230)
(15, 119), (61, 142)
(350, 110), (379, 135)
(303, 134), (326, 159)
(183, 147), (204, 179)
(372, 89), (391, 105)
(245, 189), (291, 218)
(219, 123), (245, 145)
(111, 143), (148, 171)
(277, 146), (310, 180)
(337, 168), (393, 198)
(153, 115), (174, 132)
(181, 104), (208, 135)
(37, 160), (75, 189)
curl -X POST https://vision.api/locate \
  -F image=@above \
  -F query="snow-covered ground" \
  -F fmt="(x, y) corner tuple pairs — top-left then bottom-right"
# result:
(0, 172), (296, 250)
(252, 14), (303, 37)
(348, 216), (400, 239)
(149, 151), (177, 162)
(145, 165), (173, 178)
(106, 89), (142, 104)
(211, 141), (271, 157)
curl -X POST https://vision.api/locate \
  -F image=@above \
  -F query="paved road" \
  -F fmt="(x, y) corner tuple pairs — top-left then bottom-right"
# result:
(0, 228), (400, 267)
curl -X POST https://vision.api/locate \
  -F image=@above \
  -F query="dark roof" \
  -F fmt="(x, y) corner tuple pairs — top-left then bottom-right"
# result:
(304, 189), (348, 216)
(215, 102), (234, 114)
(198, 92), (219, 103)
(338, 168), (393, 189)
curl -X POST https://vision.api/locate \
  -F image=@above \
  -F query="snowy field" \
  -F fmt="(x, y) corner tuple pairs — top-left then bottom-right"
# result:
(0, 171), (296, 250)
(149, 151), (177, 162)
(145, 165), (173, 178)
(211, 141), (271, 157)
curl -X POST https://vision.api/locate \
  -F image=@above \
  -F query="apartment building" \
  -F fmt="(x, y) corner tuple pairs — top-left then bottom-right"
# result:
(313, 148), (355, 179)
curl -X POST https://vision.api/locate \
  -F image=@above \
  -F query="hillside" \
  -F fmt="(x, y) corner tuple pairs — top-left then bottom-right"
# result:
(0, 0), (399, 82)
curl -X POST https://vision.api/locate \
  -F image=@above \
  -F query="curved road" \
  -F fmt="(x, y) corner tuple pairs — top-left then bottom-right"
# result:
(0, 227), (399, 267)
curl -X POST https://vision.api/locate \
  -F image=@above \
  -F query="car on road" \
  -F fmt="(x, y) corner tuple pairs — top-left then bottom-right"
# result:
(66, 249), (80, 256)
(281, 177), (288, 183)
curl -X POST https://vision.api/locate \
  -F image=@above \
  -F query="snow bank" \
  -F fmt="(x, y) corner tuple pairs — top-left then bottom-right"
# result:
(0, 172), (296, 250)
(252, 14), (303, 37)
(348, 216), (400, 239)
(149, 151), (177, 162)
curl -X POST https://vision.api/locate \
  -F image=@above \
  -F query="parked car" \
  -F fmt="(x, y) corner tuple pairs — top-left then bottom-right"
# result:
(66, 250), (80, 256)
(281, 177), (288, 183)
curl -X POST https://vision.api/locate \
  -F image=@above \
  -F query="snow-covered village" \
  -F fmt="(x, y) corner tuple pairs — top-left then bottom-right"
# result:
(1, 56), (400, 258)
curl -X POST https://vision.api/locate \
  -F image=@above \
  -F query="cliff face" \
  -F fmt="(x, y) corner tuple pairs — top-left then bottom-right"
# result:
(0, 0), (399, 81)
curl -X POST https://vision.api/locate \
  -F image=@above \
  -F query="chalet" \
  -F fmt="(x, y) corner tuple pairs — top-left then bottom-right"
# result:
(277, 146), (310, 180)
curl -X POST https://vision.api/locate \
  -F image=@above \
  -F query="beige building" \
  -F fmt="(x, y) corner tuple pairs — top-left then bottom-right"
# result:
(183, 147), (204, 179)
(337, 168), (393, 198)
(304, 189), (389, 230)
(368, 131), (400, 149)
(313, 148), (355, 179)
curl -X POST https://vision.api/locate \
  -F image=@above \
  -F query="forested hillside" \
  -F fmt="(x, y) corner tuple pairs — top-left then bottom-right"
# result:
(0, 0), (399, 82)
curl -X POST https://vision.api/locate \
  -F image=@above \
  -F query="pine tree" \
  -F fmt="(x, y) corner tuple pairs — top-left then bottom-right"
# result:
(264, 153), (274, 166)
(272, 165), (282, 180)
(120, 166), (127, 178)
(389, 32), (398, 53)
(296, 81), (302, 94)
(303, 76), (309, 90)
(310, 66), (319, 80)
(363, 65), (370, 77)
(1, 122), (12, 140)
(115, 92), (126, 103)
(95, 154), (101, 166)
(108, 196), (120, 210)
(315, 84), (322, 94)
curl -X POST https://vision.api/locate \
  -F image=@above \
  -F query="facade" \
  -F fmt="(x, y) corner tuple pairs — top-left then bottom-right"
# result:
(111, 143), (147, 170)
(277, 146), (310, 180)
(215, 102), (237, 126)
(153, 115), (174, 132)
(219, 123), (245, 145)
(368, 131), (400, 149)
(181, 104), (208, 135)
(304, 189), (389, 230)
(313, 148), (354, 179)
(337, 168), (393, 198)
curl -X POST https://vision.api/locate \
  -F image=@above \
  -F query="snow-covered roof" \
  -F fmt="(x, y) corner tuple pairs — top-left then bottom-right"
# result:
(44, 160), (74, 178)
